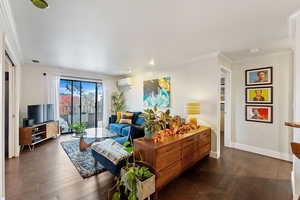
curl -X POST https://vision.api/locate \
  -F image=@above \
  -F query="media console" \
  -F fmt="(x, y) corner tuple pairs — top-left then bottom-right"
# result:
(19, 121), (59, 151)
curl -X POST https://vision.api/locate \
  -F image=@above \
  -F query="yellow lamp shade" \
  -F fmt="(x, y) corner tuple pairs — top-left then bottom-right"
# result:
(185, 102), (200, 126)
(185, 102), (200, 115)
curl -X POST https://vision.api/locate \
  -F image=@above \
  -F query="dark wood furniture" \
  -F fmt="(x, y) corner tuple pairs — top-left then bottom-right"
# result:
(134, 126), (211, 191)
(285, 122), (300, 159)
(19, 121), (59, 151)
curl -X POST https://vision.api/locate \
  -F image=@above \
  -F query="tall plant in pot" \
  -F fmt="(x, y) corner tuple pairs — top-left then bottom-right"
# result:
(111, 91), (126, 114)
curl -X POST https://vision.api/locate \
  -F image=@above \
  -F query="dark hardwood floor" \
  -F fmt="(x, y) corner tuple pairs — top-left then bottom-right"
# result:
(5, 134), (292, 200)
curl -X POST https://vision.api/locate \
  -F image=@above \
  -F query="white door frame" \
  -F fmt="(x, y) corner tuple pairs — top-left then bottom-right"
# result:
(219, 65), (233, 153)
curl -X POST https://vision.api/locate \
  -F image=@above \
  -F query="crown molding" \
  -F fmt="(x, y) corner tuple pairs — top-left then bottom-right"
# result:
(0, 0), (23, 66)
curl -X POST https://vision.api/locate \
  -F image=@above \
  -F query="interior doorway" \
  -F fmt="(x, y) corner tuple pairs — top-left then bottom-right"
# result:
(220, 66), (232, 154)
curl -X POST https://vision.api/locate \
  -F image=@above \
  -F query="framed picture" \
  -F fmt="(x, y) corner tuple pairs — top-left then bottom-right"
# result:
(245, 86), (273, 104)
(245, 66), (273, 86)
(143, 77), (171, 109)
(245, 105), (273, 123)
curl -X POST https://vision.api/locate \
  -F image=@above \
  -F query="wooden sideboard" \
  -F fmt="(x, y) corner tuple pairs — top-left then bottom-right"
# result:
(20, 121), (59, 151)
(134, 126), (211, 191)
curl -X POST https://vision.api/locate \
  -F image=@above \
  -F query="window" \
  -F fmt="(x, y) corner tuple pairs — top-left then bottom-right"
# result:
(59, 79), (103, 133)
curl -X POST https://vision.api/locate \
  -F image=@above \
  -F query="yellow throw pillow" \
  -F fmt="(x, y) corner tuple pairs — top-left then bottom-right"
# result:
(116, 112), (121, 123)
(119, 112), (134, 124)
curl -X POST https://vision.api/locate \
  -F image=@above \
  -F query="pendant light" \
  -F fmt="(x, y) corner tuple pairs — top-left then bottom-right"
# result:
(31, 0), (49, 9)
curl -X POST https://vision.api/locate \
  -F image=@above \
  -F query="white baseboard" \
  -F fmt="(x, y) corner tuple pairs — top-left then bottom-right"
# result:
(231, 143), (292, 162)
(210, 151), (219, 159)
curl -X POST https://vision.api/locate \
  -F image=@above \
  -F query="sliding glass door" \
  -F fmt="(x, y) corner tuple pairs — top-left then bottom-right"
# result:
(59, 79), (103, 133)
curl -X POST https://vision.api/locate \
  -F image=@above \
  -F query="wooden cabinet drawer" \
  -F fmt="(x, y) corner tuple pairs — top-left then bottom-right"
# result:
(46, 121), (58, 138)
(198, 131), (210, 147)
(156, 161), (181, 189)
(195, 144), (211, 160)
(156, 145), (181, 171)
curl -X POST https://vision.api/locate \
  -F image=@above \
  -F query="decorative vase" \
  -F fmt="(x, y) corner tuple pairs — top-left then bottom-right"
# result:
(144, 128), (153, 139)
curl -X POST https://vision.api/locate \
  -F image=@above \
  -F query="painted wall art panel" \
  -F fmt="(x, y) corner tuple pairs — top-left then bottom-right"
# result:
(143, 77), (171, 109)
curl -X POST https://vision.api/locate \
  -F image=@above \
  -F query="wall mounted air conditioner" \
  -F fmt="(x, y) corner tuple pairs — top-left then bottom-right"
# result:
(117, 77), (135, 87)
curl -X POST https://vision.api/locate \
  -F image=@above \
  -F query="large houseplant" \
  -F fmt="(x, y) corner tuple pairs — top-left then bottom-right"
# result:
(112, 141), (155, 200)
(111, 91), (126, 114)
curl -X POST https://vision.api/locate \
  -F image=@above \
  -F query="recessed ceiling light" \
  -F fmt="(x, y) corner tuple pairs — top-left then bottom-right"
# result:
(149, 58), (155, 66)
(250, 48), (260, 53)
(32, 59), (40, 63)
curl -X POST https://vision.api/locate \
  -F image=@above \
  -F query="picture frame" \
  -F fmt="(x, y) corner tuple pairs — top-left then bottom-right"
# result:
(245, 86), (273, 104)
(245, 66), (273, 86)
(245, 105), (273, 123)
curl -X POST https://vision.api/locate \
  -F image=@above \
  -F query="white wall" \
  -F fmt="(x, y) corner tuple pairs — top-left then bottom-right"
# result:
(20, 64), (119, 126)
(123, 55), (221, 155)
(291, 14), (300, 200)
(231, 52), (293, 161)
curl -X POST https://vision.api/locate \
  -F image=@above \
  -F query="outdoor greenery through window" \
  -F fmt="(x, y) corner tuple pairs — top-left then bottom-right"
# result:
(59, 79), (103, 133)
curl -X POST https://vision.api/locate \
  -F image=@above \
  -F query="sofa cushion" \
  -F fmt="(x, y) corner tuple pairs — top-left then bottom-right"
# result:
(121, 126), (131, 137)
(135, 116), (145, 126)
(109, 123), (129, 134)
(119, 112), (134, 124)
(132, 112), (142, 124)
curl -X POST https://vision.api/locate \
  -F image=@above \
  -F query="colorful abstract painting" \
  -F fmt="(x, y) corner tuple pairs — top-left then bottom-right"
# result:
(245, 105), (273, 123)
(143, 77), (171, 109)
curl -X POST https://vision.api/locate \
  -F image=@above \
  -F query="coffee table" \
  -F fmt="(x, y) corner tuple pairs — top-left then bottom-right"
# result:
(73, 128), (118, 141)
(73, 128), (119, 151)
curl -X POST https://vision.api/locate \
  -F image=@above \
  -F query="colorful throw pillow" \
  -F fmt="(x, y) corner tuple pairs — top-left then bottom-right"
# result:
(119, 112), (134, 124)
(116, 112), (121, 123)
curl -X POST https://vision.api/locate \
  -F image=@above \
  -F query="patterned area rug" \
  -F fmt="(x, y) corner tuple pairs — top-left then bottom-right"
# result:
(61, 138), (106, 178)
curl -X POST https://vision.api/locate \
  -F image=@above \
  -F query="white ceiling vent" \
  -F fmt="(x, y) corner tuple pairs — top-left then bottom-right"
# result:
(117, 77), (135, 87)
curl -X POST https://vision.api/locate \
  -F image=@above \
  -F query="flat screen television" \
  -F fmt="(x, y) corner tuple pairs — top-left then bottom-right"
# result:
(28, 104), (54, 125)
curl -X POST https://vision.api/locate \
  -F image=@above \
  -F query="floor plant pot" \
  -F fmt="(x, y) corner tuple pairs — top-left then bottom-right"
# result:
(120, 167), (156, 200)
(136, 174), (156, 200)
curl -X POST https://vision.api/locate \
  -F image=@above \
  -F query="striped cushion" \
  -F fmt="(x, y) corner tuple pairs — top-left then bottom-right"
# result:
(119, 112), (134, 124)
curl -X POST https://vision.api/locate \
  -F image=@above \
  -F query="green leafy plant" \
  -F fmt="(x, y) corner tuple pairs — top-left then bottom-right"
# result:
(141, 105), (161, 134)
(112, 139), (154, 200)
(112, 91), (126, 114)
(141, 105), (172, 134)
(69, 123), (87, 133)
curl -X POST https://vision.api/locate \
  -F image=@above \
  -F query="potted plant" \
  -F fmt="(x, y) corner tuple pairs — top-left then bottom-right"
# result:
(141, 106), (172, 139)
(70, 123), (87, 135)
(112, 141), (156, 200)
(111, 91), (126, 114)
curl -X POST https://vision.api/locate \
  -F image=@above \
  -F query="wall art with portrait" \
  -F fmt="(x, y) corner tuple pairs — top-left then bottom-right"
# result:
(245, 105), (273, 123)
(245, 86), (273, 104)
(245, 66), (273, 86)
(143, 77), (171, 109)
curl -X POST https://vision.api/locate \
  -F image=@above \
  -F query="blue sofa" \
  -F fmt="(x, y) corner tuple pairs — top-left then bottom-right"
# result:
(109, 112), (145, 144)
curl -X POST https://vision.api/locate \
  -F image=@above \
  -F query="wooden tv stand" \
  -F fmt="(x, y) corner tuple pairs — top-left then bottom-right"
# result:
(19, 121), (59, 151)
(134, 126), (211, 192)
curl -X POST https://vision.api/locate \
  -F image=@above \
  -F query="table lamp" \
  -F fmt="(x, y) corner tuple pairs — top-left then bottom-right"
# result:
(186, 102), (200, 126)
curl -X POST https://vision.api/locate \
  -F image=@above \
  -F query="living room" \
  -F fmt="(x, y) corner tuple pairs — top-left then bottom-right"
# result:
(1, 0), (300, 200)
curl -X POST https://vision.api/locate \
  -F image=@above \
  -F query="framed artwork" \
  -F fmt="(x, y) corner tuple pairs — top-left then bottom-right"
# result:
(245, 86), (273, 104)
(143, 77), (171, 109)
(245, 66), (273, 86)
(245, 105), (273, 123)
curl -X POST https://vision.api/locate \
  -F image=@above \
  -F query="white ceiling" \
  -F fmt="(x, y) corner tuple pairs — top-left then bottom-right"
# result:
(9, 0), (300, 75)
